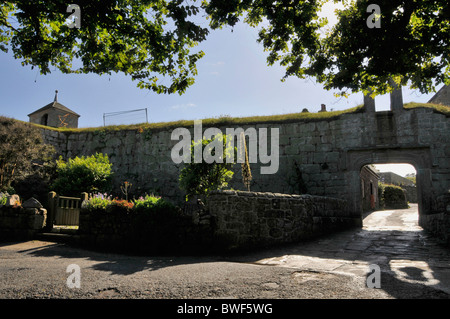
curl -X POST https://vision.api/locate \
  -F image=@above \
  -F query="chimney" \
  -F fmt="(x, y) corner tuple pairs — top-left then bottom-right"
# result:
(319, 104), (327, 112)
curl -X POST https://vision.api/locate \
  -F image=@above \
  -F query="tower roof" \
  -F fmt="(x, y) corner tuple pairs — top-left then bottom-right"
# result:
(27, 90), (80, 117)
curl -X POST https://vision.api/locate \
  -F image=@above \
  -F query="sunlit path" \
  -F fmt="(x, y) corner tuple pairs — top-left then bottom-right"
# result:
(241, 204), (450, 298)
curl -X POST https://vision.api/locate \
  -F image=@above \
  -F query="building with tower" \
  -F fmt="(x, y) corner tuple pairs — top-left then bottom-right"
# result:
(28, 90), (80, 128)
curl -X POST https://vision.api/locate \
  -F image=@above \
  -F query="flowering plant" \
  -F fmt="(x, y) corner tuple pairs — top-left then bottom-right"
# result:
(81, 192), (168, 213)
(110, 199), (134, 210)
(81, 193), (112, 211)
(133, 194), (161, 210)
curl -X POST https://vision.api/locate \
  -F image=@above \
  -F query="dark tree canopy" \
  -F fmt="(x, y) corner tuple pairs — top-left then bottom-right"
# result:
(0, 116), (55, 192)
(1, 0), (449, 96)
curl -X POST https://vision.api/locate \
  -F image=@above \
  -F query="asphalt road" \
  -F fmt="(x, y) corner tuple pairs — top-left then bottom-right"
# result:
(0, 204), (449, 300)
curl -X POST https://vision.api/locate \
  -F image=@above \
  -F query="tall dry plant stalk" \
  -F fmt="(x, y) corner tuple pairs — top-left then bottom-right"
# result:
(240, 132), (252, 191)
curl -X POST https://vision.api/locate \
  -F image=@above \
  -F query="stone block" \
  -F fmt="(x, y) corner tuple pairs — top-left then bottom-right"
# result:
(22, 197), (43, 209)
(299, 144), (315, 152)
(316, 121), (329, 131)
(5, 195), (20, 207)
(284, 144), (299, 155)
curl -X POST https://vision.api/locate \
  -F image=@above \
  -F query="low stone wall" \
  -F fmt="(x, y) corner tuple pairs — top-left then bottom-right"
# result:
(77, 205), (213, 255)
(207, 191), (360, 251)
(0, 206), (47, 241)
(76, 191), (358, 254)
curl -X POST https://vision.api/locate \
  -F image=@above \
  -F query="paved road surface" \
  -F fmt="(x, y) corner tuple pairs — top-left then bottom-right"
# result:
(0, 204), (449, 299)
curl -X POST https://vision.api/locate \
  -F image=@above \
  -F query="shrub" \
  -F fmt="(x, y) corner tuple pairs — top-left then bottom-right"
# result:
(380, 183), (408, 209)
(133, 194), (164, 211)
(52, 153), (113, 196)
(179, 134), (235, 201)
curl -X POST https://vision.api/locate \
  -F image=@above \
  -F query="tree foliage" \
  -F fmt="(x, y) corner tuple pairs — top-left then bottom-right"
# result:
(0, 0), (209, 94)
(316, 0), (450, 96)
(1, 0), (448, 96)
(0, 116), (55, 192)
(205, 0), (450, 96)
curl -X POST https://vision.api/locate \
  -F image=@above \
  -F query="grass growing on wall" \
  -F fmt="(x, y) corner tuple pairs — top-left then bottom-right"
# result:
(22, 102), (450, 134)
(31, 104), (365, 134)
(403, 102), (450, 116)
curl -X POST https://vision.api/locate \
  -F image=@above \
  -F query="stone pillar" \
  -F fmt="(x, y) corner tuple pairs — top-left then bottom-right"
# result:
(363, 91), (375, 113)
(45, 191), (57, 231)
(389, 79), (403, 112)
(346, 170), (364, 226)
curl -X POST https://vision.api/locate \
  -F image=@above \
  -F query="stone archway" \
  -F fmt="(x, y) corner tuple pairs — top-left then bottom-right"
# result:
(345, 147), (433, 225)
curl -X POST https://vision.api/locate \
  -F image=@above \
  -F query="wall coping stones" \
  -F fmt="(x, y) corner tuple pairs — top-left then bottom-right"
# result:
(209, 190), (344, 202)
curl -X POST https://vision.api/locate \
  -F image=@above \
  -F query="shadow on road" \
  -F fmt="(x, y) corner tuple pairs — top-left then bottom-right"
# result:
(0, 240), (221, 276)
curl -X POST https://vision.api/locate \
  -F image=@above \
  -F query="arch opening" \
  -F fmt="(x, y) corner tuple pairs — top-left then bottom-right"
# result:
(40, 113), (48, 126)
(345, 147), (433, 226)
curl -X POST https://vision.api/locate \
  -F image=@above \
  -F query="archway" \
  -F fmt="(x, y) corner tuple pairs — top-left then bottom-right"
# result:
(345, 147), (433, 225)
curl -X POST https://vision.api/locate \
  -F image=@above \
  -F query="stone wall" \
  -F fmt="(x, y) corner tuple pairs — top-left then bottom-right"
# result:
(40, 105), (450, 242)
(207, 190), (359, 251)
(419, 194), (450, 246)
(0, 206), (47, 241)
(76, 190), (357, 253)
(77, 205), (213, 255)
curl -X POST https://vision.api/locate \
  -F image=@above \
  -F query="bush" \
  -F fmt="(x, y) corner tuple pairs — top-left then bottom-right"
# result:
(179, 134), (235, 201)
(133, 194), (167, 211)
(52, 153), (113, 196)
(380, 183), (408, 209)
